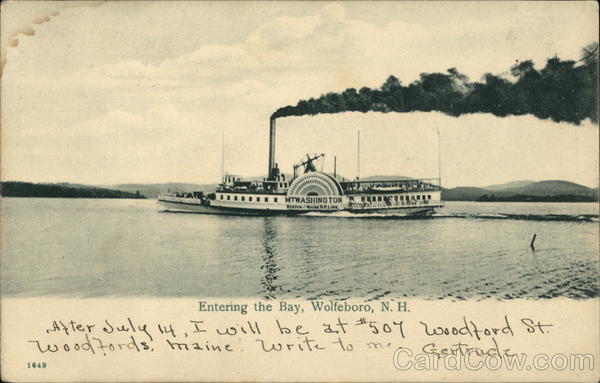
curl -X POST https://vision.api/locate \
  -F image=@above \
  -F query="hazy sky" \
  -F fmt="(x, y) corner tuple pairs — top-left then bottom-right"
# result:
(1, 1), (598, 187)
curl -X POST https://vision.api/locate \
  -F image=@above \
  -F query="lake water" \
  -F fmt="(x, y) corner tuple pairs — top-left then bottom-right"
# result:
(1, 198), (598, 300)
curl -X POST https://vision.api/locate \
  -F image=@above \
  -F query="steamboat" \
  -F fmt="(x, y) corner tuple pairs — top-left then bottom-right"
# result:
(158, 118), (443, 216)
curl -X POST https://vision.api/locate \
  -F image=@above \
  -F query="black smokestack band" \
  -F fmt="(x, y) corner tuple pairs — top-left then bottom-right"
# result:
(271, 50), (598, 125)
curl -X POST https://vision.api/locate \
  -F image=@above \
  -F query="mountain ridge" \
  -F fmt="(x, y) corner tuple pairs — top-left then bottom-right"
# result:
(444, 180), (598, 201)
(483, 180), (534, 191)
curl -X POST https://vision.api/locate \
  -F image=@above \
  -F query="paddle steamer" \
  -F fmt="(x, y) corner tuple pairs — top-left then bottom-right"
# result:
(158, 119), (443, 216)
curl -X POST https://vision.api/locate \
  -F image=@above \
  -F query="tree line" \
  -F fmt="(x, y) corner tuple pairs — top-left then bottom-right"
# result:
(0, 182), (146, 199)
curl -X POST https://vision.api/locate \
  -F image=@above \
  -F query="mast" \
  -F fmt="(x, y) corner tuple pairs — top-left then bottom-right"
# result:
(437, 127), (442, 189)
(357, 129), (361, 180)
(333, 156), (337, 179)
(221, 128), (225, 183)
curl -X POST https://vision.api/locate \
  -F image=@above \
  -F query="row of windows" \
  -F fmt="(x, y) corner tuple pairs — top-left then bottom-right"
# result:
(219, 194), (278, 203)
(354, 194), (432, 203)
(217, 193), (432, 204)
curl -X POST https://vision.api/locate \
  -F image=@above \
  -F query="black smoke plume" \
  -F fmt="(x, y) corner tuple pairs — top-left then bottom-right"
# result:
(271, 45), (598, 125)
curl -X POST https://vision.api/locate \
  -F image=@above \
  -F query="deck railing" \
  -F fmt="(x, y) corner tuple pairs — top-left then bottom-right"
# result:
(340, 178), (441, 194)
(349, 198), (442, 209)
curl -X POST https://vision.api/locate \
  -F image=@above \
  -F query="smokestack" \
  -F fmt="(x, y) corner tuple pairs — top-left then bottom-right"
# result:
(268, 117), (276, 179)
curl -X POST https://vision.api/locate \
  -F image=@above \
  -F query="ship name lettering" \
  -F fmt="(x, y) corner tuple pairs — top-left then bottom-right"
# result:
(285, 196), (342, 204)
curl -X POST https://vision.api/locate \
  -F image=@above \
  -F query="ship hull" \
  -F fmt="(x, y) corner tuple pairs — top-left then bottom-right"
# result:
(346, 206), (435, 216)
(158, 200), (299, 216)
(158, 199), (437, 216)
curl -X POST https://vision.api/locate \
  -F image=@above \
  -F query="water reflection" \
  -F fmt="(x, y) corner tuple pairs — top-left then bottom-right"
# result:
(298, 234), (320, 298)
(260, 217), (281, 299)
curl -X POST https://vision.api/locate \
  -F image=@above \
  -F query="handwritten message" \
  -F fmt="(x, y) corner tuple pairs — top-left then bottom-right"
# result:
(27, 300), (554, 359)
(5, 298), (597, 382)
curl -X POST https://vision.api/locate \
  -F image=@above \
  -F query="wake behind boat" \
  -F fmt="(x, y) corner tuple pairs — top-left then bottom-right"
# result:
(158, 118), (443, 216)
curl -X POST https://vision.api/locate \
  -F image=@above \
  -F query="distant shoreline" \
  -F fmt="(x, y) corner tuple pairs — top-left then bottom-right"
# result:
(474, 194), (598, 203)
(2, 196), (147, 199)
(1, 179), (597, 202)
(0, 182), (146, 199)
(2, 196), (597, 203)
